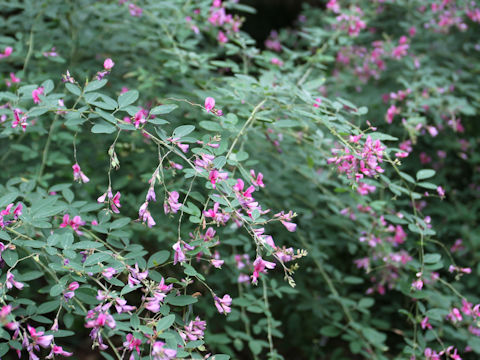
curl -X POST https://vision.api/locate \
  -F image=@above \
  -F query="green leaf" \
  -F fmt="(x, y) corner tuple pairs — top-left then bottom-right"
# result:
(50, 284), (64, 297)
(85, 79), (108, 92)
(2, 250), (18, 267)
(199, 121), (222, 132)
(399, 171), (415, 184)
(84, 252), (111, 266)
(416, 169), (436, 181)
(156, 314), (175, 331)
(91, 121), (116, 134)
(166, 295), (198, 306)
(173, 125), (195, 138)
(424, 253), (441, 264)
(130, 314), (140, 329)
(248, 340), (264, 355)
(96, 108), (117, 124)
(369, 132), (398, 141)
(118, 90), (139, 108)
(109, 217), (131, 230)
(150, 104), (178, 115)
(37, 300), (60, 314)
(147, 251), (170, 268)
(65, 83), (81, 96)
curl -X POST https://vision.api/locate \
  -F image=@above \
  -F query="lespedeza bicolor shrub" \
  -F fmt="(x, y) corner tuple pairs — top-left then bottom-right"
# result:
(0, 0), (480, 359)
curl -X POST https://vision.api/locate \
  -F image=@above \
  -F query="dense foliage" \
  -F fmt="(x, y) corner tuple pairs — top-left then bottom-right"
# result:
(0, 0), (479, 359)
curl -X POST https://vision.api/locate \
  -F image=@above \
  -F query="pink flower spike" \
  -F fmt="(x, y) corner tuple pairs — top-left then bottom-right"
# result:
(103, 58), (115, 70)
(205, 97), (215, 112)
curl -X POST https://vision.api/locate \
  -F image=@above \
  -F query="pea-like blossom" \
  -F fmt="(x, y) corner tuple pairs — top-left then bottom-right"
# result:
(12, 108), (28, 131)
(172, 241), (186, 265)
(0, 46), (12, 59)
(164, 191), (182, 214)
(214, 294), (232, 314)
(5, 72), (20, 87)
(251, 257), (276, 284)
(123, 334), (141, 359)
(180, 316), (206, 341)
(139, 202), (156, 228)
(205, 97), (215, 112)
(111, 191), (121, 213)
(60, 214), (86, 235)
(72, 163), (90, 183)
(85, 303), (116, 350)
(47, 345), (73, 358)
(103, 58), (114, 70)
(27, 324), (54, 352)
(128, 3), (143, 17)
(208, 169), (228, 188)
(151, 341), (176, 360)
(6, 273), (24, 290)
(421, 316), (432, 330)
(63, 282), (79, 301)
(127, 263), (148, 287)
(32, 86), (44, 104)
(102, 267), (117, 279)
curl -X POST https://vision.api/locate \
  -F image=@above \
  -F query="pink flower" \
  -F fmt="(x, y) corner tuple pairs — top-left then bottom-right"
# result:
(0, 46), (12, 59)
(208, 169), (228, 188)
(251, 257), (276, 284)
(326, 0), (340, 13)
(205, 97), (215, 112)
(6, 273), (24, 290)
(421, 316), (432, 330)
(28, 324), (54, 348)
(271, 57), (284, 66)
(412, 278), (423, 290)
(217, 30), (228, 43)
(139, 202), (156, 228)
(103, 58), (115, 70)
(102, 267), (117, 279)
(211, 259), (224, 268)
(12, 108), (28, 131)
(437, 186), (445, 198)
(447, 308), (463, 323)
(180, 316), (206, 342)
(49, 345), (73, 357)
(0, 305), (12, 319)
(128, 3), (143, 17)
(32, 86), (44, 104)
(386, 105), (399, 123)
(172, 241), (186, 265)
(6, 72), (20, 87)
(281, 220), (297, 232)
(357, 182), (376, 195)
(152, 341), (177, 360)
(214, 294), (232, 314)
(111, 192), (121, 213)
(250, 170), (265, 187)
(123, 334), (142, 356)
(133, 109), (147, 128)
(164, 191), (182, 214)
(72, 163), (90, 183)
